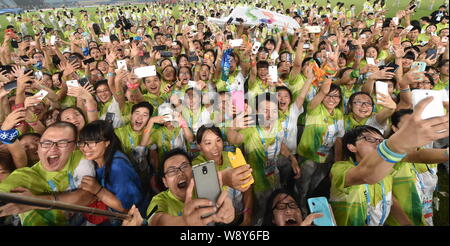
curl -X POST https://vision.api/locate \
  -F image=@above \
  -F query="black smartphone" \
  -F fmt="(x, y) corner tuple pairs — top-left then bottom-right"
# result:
(409, 4), (417, 11)
(226, 34), (233, 40)
(20, 55), (30, 61)
(426, 49), (437, 59)
(3, 80), (17, 91)
(11, 40), (19, 49)
(153, 45), (167, 51)
(68, 55), (79, 63)
(83, 57), (95, 65)
(351, 28), (358, 33)
(226, 17), (234, 24)
(160, 51), (173, 57)
(78, 77), (89, 87)
(105, 112), (115, 125)
(382, 63), (399, 73)
(188, 56), (199, 62)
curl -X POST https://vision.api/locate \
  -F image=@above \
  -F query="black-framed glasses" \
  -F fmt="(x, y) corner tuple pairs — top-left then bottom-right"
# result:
(77, 140), (104, 149)
(352, 101), (373, 107)
(357, 136), (384, 144)
(39, 140), (75, 149)
(325, 94), (341, 100)
(272, 201), (299, 211)
(164, 162), (191, 177)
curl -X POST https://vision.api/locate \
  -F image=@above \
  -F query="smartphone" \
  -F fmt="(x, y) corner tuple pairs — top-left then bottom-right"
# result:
(305, 25), (321, 33)
(116, 60), (127, 71)
(252, 41), (261, 55)
(34, 71), (43, 80)
(20, 55), (30, 62)
(307, 197), (337, 226)
(269, 65), (278, 82)
(384, 63), (399, 73)
(409, 4), (417, 11)
(3, 80), (17, 91)
(11, 40), (19, 49)
(133, 36), (142, 41)
(83, 57), (95, 65)
(412, 90), (445, 120)
(153, 45), (167, 51)
(227, 148), (254, 189)
(100, 35), (111, 43)
(66, 80), (80, 87)
(50, 35), (57, 45)
(192, 160), (221, 213)
(303, 43), (311, 49)
(229, 39), (243, 47)
(231, 90), (245, 113)
(426, 49), (438, 59)
(160, 51), (173, 57)
(405, 25), (414, 32)
(270, 50), (279, 60)
(134, 65), (156, 78)
(226, 34), (233, 40)
(393, 17), (399, 25)
(376, 81), (389, 97)
(78, 77), (89, 87)
(35, 89), (48, 100)
(366, 57), (376, 66)
(411, 61), (426, 72)
(188, 55), (199, 62)
(105, 112), (115, 125)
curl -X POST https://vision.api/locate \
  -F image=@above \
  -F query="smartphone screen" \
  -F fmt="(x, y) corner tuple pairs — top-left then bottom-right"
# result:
(192, 160), (221, 209)
(83, 58), (95, 65)
(105, 112), (115, 125)
(376, 81), (389, 96)
(78, 77), (89, 87)
(412, 90), (445, 120)
(231, 90), (245, 113)
(3, 80), (17, 91)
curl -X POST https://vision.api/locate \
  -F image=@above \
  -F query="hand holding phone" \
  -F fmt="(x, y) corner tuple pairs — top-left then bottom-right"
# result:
(66, 80), (80, 87)
(134, 65), (156, 78)
(35, 89), (48, 100)
(252, 41), (261, 55)
(116, 60), (127, 71)
(192, 161), (221, 217)
(376, 81), (389, 97)
(412, 90), (445, 120)
(411, 61), (426, 72)
(307, 197), (337, 226)
(227, 148), (254, 189)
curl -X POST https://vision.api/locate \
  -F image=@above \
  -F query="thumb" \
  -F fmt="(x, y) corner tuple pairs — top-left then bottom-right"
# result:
(413, 96), (433, 119)
(184, 178), (195, 204)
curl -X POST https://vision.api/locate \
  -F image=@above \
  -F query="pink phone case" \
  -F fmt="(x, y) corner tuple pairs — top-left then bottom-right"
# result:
(232, 91), (245, 113)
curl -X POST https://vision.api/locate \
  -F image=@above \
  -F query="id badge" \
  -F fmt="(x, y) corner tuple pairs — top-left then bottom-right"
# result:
(224, 143), (236, 152)
(422, 194), (433, 219)
(264, 159), (278, 176)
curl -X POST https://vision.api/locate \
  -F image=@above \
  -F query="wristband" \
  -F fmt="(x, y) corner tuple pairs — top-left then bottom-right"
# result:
(0, 129), (20, 144)
(400, 88), (411, 93)
(87, 108), (98, 113)
(377, 140), (407, 163)
(95, 187), (103, 196)
(27, 121), (39, 126)
(179, 118), (188, 129)
(12, 103), (24, 110)
(107, 72), (116, 77)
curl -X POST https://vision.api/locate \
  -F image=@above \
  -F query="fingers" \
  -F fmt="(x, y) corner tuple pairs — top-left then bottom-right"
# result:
(301, 213), (323, 226)
(184, 178), (195, 205)
(412, 97), (433, 119)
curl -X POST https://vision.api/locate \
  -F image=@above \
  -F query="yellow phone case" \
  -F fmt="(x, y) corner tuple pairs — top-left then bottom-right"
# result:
(228, 148), (254, 188)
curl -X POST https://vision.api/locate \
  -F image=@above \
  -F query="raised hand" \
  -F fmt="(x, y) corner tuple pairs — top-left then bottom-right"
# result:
(0, 107), (26, 130)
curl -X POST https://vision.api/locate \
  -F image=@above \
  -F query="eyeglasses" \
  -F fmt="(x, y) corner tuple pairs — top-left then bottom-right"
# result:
(164, 162), (191, 177)
(357, 136), (384, 144)
(352, 101), (373, 107)
(272, 201), (299, 211)
(325, 94), (341, 100)
(77, 140), (104, 149)
(417, 81), (431, 85)
(39, 140), (75, 149)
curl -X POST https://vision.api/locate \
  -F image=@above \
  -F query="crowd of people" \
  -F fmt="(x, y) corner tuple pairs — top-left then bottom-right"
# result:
(0, 0), (449, 226)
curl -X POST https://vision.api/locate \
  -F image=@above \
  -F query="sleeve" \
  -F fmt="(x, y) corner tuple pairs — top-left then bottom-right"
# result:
(146, 193), (169, 217)
(107, 158), (143, 210)
(330, 162), (355, 195)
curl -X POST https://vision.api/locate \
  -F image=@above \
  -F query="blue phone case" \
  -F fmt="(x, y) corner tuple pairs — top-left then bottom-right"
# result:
(307, 197), (336, 226)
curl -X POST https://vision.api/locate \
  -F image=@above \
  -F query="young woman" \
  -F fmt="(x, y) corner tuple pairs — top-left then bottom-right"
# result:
(78, 120), (145, 225)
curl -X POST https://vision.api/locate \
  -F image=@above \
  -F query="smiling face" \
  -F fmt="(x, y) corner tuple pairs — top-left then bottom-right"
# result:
(79, 140), (109, 162)
(272, 194), (303, 226)
(347, 130), (384, 162)
(323, 89), (341, 112)
(163, 66), (176, 81)
(59, 108), (85, 131)
(162, 154), (192, 201)
(37, 127), (76, 172)
(198, 130), (223, 164)
(258, 100), (279, 126)
(131, 107), (150, 132)
(351, 94), (373, 119)
(95, 84), (112, 103)
(277, 89), (291, 112)
(178, 67), (191, 85)
(144, 76), (161, 95)
(365, 47), (378, 59)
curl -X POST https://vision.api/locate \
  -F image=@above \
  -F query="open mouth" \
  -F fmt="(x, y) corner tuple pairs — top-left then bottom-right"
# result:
(134, 120), (143, 128)
(285, 218), (298, 226)
(47, 155), (60, 166)
(177, 180), (187, 189)
(279, 102), (287, 108)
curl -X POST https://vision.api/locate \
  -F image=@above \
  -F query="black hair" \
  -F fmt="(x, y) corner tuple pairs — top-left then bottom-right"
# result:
(93, 79), (109, 91)
(391, 109), (413, 128)
(131, 101), (154, 116)
(46, 121), (79, 140)
(57, 107), (87, 127)
(177, 65), (193, 78)
(18, 132), (42, 141)
(159, 148), (191, 178)
(78, 120), (124, 185)
(424, 73), (435, 86)
(342, 125), (383, 161)
(262, 188), (302, 226)
(275, 86), (293, 101)
(257, 60), (270, 69)
(196, 124), (223, 144)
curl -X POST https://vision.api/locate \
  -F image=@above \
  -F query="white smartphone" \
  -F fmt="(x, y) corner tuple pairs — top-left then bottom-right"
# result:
(270, 50), (279, 60)
(393, 17), (399, 25)
(375, 81), (389, 97)
(229, 39), (243, 47)
(100, 35), (111, 43)
(268, 65), (278, 83)
(366, 57), (376, 66)
(123, 39), (130, 44)
(66, 80), (80, 87)
(303, 43), (311, 49)
(360, 34), (367, 39)
(252, 41), (261, 55)
(50, 35), (57, 45)
(116, 60), (127, 71)
(305, 25), (321, 33)
(412, 90), (445, 120)
(405, 25), (414, 32)
(134, 65), (156, 78)
(35, 89), (48, 100)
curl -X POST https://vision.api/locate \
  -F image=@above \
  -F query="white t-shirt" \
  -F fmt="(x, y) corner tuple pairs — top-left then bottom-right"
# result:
(282, 103), (304, 154)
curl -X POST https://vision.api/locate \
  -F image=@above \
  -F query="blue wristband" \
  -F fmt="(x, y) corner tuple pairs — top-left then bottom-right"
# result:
(380, 140), (406, 159)
(0, 129), (20, 144)
(377, 145), (398, 164)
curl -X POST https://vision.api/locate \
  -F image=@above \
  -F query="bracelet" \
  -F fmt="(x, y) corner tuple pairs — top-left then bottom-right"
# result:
(283, 36), (288, 41)
(95, 187), (103, 196)
(27, 121), (39, 126)
(107, 72), (116, 77)
(400, 88), (410, 93)
(0, 129), (20, 144)
(377, 140), (407, 163)
(141, 218), (149, 226)
(86, 108), (98, 113)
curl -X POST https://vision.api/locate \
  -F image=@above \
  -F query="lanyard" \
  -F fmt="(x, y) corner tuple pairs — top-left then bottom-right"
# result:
(162, 130), (177, 152)
(128, 133), (135, 149)
(283, 114), (289, 140)
(354, 162), (387, 226)
(257, 126), (279, 160)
